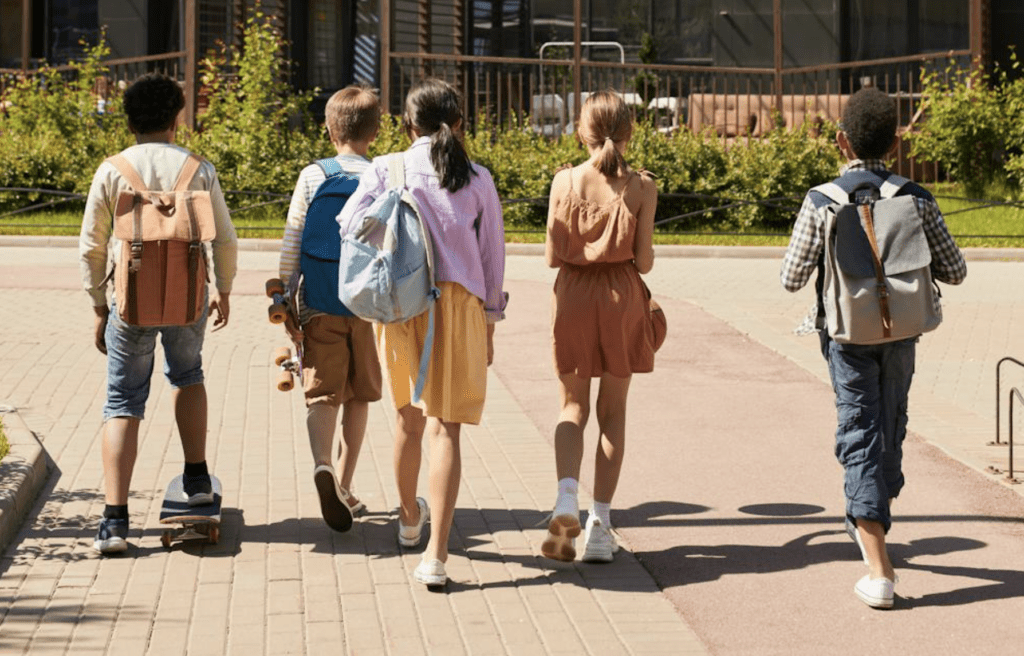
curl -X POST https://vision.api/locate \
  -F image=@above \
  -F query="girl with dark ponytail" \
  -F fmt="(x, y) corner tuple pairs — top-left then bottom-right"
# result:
(337, 78), (508, 588)
(541, 90), (658, 564)
(404, 78), (475, 193)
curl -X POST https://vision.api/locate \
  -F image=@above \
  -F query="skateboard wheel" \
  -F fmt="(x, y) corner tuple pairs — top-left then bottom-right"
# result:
(208, 526), (220, 545)
(265, 278), (284, 298)
(268, 303), (287, 324)
(273, 346), (292, 366)
(277, 370), (294, 392)
(161, 531), (172, 549)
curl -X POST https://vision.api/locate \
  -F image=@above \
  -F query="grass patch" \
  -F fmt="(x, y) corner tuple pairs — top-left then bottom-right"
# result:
(0, 417), (8, 463)
(3, 186), (1023, 247)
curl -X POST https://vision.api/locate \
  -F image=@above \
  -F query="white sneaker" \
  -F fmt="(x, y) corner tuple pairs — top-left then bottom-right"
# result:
(854, 575), (895, 609)
(541, 492), (580, 562)
(413, 558), (447, 587)
(582, 515), (619, 563)
(398, 497), (430, 547)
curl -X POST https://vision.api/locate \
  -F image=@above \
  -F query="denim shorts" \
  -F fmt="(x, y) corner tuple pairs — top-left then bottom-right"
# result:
(103, 299), (208, 421)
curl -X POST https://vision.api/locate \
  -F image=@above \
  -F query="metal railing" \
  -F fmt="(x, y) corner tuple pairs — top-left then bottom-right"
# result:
(992, 356), (1024, 484)
(385, 49), (972, 180)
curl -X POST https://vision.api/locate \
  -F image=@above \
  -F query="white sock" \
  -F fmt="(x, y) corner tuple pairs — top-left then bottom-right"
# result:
(592, 502), (612, 527)
(557, 478), (578, 499)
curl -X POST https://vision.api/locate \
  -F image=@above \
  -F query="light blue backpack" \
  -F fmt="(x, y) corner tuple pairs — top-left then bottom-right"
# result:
(338, 152), (440, 402)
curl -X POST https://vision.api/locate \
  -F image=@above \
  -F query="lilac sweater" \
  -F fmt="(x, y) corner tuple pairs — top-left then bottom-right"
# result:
(336, 137), (508, 322)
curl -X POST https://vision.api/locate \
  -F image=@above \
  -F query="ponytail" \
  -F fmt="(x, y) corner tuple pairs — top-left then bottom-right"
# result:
(430, 120), (473, 193)
(594, 137), (627, 178)
(577, 90), (633, 178)
(405, 79), (476, 193)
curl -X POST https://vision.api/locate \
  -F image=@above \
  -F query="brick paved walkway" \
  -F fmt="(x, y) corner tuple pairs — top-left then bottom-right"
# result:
(0, 245), (705, 655)
(3, 242), (1024, 655)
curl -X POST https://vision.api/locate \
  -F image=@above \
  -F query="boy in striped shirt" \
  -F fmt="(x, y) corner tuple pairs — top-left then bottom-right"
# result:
(279, 85), (383, 532)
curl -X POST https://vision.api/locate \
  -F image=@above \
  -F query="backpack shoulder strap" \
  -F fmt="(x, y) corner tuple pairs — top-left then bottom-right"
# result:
(388, 152), (406, 190)
(106, 154), (148, 192)
(316, 157), (343, 178)
(879, 174), (911, 199)
(810, 182), (849, 207)
(171, 153), (204, 191)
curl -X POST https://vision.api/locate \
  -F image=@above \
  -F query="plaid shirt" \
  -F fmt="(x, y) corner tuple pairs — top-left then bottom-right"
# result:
(780, 159), (967, 331)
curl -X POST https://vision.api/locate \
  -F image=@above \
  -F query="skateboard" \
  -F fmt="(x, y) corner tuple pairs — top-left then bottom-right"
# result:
(158, 474), (222, 548)
(266, 277), (303, 392)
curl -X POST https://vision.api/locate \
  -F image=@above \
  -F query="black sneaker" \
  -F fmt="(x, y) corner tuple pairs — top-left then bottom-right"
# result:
(93, 517), (129, 554)
(182, 473), (214, 506)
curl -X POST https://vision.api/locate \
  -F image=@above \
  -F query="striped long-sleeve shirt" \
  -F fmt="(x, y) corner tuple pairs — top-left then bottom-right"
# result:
(279, 154), (370, 324)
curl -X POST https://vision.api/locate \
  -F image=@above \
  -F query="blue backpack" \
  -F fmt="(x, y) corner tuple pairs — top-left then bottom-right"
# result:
(338, 152), (440, 402)
(300, 157), (362, 316)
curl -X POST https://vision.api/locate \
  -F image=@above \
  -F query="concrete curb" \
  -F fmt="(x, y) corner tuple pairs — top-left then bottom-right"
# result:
(3, 234), (1023, 261)
(0, 407), (50, 555)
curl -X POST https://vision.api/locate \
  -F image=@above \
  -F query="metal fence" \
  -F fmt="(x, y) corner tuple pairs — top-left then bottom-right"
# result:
(386, 49), (973, 180)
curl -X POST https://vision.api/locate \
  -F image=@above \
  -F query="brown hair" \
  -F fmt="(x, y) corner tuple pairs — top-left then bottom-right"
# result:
(325, 84), (381, 144)
(403, 78), (474, 193)
(577, 91), (633, 177)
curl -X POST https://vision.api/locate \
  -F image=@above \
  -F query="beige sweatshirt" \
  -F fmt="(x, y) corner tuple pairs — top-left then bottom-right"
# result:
(79, 142), (238, 307)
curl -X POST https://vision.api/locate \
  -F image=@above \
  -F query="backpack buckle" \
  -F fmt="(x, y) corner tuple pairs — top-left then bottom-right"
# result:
(129, 242), (143, 272)
(876, 283), (889, 299)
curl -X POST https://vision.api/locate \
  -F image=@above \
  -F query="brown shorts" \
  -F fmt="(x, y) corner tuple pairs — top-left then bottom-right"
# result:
(302, 314), (383, 407)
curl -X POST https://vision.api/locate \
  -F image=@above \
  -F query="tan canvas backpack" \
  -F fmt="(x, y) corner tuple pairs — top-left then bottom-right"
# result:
(107, 153), (217, 326)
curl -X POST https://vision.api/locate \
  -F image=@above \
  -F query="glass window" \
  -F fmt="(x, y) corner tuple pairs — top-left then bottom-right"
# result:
(652, 0), (711, 64)
(847, 1), (907, 60)
(49, 0), (100, 64)
(199, 0), (232, 57)
(310, 0), (341, 88)
(918, 0), (968, 53)
(354, 0), (379, 85)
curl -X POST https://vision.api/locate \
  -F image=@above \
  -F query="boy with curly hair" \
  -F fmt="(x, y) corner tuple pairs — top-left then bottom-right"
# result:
(780, 87), (967, 608)
(80, 73), (238, 554)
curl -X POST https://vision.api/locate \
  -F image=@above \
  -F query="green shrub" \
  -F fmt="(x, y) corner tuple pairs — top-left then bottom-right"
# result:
(907, 54), (1024, 197)
(182, 2), (326, 211)
(0, 37), (131, 213)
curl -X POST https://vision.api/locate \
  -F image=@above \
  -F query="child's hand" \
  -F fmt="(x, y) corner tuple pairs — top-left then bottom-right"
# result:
(93, 305), (109, 354)
(284, 314), (304, 344)
(210, 292), (230, 331)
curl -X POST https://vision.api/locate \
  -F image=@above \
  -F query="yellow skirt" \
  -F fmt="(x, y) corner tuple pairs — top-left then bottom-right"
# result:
(376, 281), (488, 425)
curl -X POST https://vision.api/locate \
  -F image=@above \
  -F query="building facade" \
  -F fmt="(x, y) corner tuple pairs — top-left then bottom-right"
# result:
(2, 1), (1019, 95)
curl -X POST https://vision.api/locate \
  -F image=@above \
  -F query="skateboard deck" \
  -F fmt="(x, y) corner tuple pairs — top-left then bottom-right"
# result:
(158, 474), (222, 548)
(267, 275), (304, 391)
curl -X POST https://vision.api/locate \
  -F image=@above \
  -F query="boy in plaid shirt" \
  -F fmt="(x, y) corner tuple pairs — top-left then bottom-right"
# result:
(781, 88), (966, 609)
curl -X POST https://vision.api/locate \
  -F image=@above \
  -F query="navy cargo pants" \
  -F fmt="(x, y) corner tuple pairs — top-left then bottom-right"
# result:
(820, 331), (916, 533)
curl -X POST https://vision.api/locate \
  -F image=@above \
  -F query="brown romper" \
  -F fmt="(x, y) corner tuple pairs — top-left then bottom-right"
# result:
(549, 169), (655, 378)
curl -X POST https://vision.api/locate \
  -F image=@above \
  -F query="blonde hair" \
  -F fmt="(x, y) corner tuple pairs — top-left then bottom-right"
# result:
(577, 91), (633, 177)
(325, 84), (381, 144)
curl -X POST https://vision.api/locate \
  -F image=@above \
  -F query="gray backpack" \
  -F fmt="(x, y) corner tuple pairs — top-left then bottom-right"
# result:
(338, 152), (440, 402)
(815, 173), (941, 345)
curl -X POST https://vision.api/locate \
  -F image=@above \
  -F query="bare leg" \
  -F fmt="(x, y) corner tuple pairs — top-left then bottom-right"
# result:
(307, 403), (340, 469)
(338, 400), (368, 504)
(102, 417), (141, 505)
(555, 373), (591, 481)
(592, 373), (631, 504)
(857, 518), (896, 581)
(174, 384), (207, 464)
(394, 404), (426, 527)
(423, 419), (461, 563)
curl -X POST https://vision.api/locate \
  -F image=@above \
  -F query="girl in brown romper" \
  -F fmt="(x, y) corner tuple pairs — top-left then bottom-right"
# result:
(542, 91), (658, 563)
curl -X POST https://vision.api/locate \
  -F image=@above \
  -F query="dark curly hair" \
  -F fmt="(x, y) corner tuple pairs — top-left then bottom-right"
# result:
(123, 74), (185, 134)
(841, 88), (897, 160)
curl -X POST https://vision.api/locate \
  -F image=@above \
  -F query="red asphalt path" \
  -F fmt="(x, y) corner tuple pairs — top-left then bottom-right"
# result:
(493, 277), (1024, 656)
